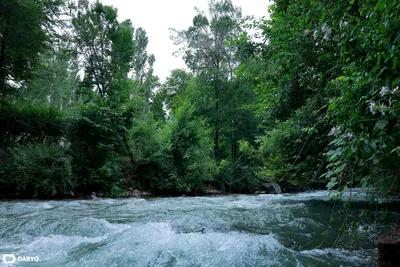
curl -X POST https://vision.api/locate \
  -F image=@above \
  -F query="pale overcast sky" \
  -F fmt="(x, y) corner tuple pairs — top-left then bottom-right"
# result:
(101, 0), (271, 82)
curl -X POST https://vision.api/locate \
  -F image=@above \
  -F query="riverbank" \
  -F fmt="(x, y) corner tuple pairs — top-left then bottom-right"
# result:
(0, 180), (325, 200)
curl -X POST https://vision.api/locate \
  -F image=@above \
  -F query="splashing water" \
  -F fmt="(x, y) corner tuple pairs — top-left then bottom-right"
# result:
(0, 191), (397, 266)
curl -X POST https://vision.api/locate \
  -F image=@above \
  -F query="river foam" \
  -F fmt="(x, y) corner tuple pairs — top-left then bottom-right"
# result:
(0, 191), (394, 266)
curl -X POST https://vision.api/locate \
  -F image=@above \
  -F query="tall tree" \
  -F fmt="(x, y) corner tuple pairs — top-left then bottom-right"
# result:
(160, 69), (193, 111)
(142, 54), (157, 118)
(171, 0), (244, 158)
(132, 27), (149, 85)
(0, 0), (66, 99)
(130, 27), (159, 117)
(24, 45), (79, 109)
(72, 0), (134, 101)
(235, 0), (343, 185)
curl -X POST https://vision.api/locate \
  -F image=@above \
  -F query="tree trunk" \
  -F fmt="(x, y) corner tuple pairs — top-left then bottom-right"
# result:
(214, 126), (219, 159)
(231, 119), (237, 161)
(0, 28), (7, 93)
(214, 90), (219, 159)
(121, 132), (137, 166)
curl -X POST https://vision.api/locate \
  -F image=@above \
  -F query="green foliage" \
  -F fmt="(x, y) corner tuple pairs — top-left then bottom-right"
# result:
(72, 0), (134, 101)
(252, 102), (329, 186)
(166, 100), (216, 192)
(0, 143), (72, 198)
(234, 0), (345, 186)
(129, 117), (161, 162)
(159, 69), (193, 112)
(2, 0), (398, 201)
(130, 27), (159, 117)
(172, 0), (247, 161)
(234, 0), (400, 195)
(325, 0), (400, 193)
(24, 46), (79, 109)
(66, 101), (135, 194)
(217, 156), (260, 193)
(0, 103), (64, 147)
(0, 0), (59, 96)
(131, 99), (216, 193)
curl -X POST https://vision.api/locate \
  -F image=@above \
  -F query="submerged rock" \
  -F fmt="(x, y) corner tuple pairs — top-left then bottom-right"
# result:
(130, 189), (142, 197)
(378, 227), (400, 267)
(262, 183), (282, 194)
(91, 192), (99, 200)
(68, 190), (75, 198)
(279, 181), (303, 193)
(142, 191), (152, 197)
(123, 189), (152, 198)
(203, 189), (223, 195)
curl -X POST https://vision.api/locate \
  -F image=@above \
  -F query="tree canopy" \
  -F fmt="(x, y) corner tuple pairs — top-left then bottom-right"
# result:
(0, 0), (398, 204)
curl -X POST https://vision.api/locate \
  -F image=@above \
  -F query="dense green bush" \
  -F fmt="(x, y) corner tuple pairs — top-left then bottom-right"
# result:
(0, 104), (71, 198)
(217, 157), (260, 193)
(130, 100), (216, 194)
(325, 0), (400, 193)
(65, 101), (136, 196)
(0, 143), (72, 198)
(235, 0), (400, 194)
(166, 100), (216, 192)
(0, 103), (64, 147)
(235, 0), (350, 188)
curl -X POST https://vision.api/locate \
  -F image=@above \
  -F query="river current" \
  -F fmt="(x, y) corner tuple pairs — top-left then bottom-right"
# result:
(0, 190), (397, 266)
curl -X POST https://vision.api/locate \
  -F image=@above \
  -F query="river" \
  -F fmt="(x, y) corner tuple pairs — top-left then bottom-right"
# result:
(0, 190), (398, 266)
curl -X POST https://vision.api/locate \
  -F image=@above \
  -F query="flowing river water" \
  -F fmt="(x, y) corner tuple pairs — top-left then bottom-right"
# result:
(0, 190), (398, 266)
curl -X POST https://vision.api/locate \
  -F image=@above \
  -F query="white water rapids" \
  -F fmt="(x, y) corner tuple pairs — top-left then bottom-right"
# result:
(0, 190), (397, 266)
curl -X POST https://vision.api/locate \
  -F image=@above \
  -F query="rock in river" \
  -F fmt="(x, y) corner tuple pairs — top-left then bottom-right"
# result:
(262, 182), (282, 194)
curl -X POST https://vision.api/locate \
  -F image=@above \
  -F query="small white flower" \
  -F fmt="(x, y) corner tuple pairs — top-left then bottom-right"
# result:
(368, 101), (376, 114)
(329, 127), (336, 136)
(339, 20), (348, 29)
(313, 30), (318, 40)
(389, 98), (392, 106)
(380, 86), (389, 96)
(321, 23), (331, 41)
(345, 132), (353, 138)
(380, 107), (385, 116)
(322, 23), (329, 33)
(393, 86), (399, 94)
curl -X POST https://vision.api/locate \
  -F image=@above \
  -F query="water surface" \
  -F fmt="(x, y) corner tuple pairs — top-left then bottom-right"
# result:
(0, 191), (396, 266)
